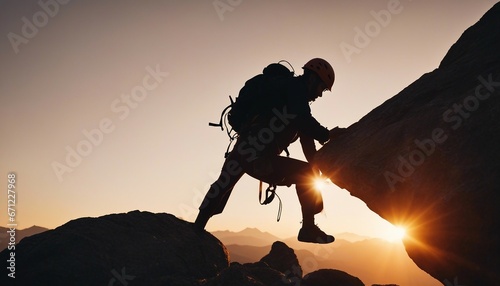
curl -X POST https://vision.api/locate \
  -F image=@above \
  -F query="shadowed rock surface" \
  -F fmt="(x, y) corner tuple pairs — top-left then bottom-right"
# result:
(260, 241), (303, 281)
(302, 269), (364, 286)
(0, 211), (229, 286)
(316, 2), (500, 286)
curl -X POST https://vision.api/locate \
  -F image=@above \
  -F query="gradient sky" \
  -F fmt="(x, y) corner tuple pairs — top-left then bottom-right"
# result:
(1, 0), (497, 240)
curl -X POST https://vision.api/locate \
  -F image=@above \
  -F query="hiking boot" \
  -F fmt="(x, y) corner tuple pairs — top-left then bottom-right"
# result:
(298, 224), (335, 244)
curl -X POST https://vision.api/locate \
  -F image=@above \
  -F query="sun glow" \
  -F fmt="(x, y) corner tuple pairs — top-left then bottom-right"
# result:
(386, 226), (407, 242)
(313, 177), (328, 192)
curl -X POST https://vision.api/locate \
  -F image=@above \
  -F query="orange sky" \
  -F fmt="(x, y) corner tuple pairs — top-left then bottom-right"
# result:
(0, 0), (497, 242)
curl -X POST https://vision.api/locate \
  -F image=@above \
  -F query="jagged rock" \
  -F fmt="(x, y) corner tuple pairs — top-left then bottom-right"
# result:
(0, 211), (228, 286)
(209, 262), (291, 286)
(260, 241), (303, 281)
(211, 263), (266, 286)
(208, 242), (303, 286)
(316, 3), (500, 286)
(302, 269), (364, 286)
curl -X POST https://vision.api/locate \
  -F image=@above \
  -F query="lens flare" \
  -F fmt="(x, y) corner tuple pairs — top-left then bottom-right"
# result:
(387, 226), (407, 242)
(314, 178), (327, 191)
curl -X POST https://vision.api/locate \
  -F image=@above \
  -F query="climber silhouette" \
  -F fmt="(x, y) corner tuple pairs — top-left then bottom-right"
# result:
(194, 58), (346, 243)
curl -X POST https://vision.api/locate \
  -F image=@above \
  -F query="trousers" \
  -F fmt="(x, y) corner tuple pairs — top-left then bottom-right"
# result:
(196, 137), (324, 226)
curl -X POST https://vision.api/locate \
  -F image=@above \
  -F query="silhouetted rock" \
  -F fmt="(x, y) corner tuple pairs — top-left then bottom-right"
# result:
(209, 261), (291, 286)
(302, 269), (364, 286)
(316, 2), (500, 286)
(210, 263), (264, 286)
(207, 243), (303, 285)
(0, 211), (228, 286)
(260, 241), (303, 281)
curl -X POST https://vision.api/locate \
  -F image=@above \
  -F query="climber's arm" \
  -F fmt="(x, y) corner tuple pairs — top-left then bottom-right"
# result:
(300, 135), (321, 177)
(300, 134), (317, 163)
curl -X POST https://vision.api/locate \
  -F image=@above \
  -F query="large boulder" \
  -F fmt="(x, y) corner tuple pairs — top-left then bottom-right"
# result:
(316, 2), (500, 286)
(302, 269), (364, 286)
(210, 261), (290, 286)
(0, 211), (229, 286)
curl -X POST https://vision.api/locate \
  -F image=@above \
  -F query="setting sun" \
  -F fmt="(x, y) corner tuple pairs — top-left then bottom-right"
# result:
(386, 226), (407, 242)
(314, 177), (328, 192)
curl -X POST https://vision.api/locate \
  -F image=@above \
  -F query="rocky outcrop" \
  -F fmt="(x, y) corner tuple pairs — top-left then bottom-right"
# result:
(0, 211), (364, 285)
(211, 262), (289, 286)
(316, 2), (500, 286)
(302, 269), (364, 286)
(260, 241), (303, 281)
(0, 211), (229, 285)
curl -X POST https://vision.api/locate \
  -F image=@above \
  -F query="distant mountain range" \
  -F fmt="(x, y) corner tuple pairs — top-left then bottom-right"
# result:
(0, 226), (49, 250)
(212, 228), (371, 246)
(212, 227), (441, 286)
(211, 227), (282, 247)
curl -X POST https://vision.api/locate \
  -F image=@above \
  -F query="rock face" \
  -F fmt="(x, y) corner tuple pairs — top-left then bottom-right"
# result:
(0, 211), (229, 286)
(316, 3), (500, 286)
(260, 241), (303, 281)
(302, 269), (364, 286)
(0, 211), (362, 285)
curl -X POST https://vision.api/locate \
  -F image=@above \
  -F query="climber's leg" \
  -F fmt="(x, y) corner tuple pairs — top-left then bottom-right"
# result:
(245, 156), (334, 243)
(194, 151), (244, 231)
(296, 179), (334, 244)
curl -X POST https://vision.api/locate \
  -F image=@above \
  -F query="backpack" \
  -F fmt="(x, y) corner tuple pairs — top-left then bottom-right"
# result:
(209, 61), (294, 138)
(228, 62), (294, 133)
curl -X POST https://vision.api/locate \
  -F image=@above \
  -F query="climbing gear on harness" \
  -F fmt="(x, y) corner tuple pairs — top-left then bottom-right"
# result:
(259, 180), (282, 222)
(208, 95), (238, 158)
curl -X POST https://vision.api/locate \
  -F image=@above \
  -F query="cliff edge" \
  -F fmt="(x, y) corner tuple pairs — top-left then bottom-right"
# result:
(316, 2), (500, 285)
